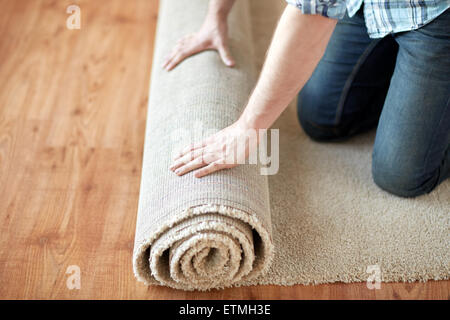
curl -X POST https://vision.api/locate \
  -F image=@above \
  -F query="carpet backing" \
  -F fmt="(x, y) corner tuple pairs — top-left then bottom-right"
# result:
(133, 0), (449, 290)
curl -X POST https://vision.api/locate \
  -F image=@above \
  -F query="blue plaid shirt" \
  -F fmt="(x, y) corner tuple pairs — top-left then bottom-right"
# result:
(286, 0), (450, 38)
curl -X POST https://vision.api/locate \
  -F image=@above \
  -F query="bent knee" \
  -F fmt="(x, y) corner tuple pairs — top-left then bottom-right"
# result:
(371, 156), (439, 198)
(297, 92), (347, 142)
(298, 115), (346, 142)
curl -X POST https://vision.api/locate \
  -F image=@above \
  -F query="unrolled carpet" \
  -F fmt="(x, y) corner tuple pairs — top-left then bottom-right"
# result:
(133, 0), (449, 291)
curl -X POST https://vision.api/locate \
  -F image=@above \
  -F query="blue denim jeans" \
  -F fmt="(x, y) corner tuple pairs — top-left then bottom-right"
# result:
(297, 8), (450, 198)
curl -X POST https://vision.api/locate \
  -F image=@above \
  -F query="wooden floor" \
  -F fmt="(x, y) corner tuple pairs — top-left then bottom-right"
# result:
(0, 0), (447, 300)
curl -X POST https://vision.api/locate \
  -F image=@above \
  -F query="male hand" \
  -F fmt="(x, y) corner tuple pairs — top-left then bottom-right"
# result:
(169, 120), (258, 178)
(162, 14), (235, 71)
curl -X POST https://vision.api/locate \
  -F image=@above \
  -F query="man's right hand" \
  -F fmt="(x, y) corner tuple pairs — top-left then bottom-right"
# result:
(162, 3), (235, 71)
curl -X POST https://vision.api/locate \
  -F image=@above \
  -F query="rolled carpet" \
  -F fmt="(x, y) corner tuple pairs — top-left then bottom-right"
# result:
(133, 0), (273, 290)
(133, 0), (450, 290)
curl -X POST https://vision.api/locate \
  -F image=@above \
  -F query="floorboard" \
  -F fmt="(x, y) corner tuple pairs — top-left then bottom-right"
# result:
(0, 0), (447, 300)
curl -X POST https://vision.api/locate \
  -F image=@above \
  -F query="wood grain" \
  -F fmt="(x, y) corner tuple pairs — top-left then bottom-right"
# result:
(0, 0), (447, 300)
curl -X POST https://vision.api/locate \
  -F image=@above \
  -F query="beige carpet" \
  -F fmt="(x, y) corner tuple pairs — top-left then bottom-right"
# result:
(133, 0), (450, 290)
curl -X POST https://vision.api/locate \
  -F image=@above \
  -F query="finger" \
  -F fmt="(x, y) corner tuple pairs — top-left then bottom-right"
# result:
(173, 157), (207, 176)
(173, 139), (211, 161)
(162, 52), (174, 69)
(170, 148), (204, 171)
(217, 44), (235, 67)
(165, 52), (186, 71)
(194, 160), (234, 178)
(162, 48), (179, 69)
(165, 42), (206, 71)
(162, 41), (184, 65)
(162, 35), (193, 68)
(177, 34), (194, 45)
(170, 147), (216, 172)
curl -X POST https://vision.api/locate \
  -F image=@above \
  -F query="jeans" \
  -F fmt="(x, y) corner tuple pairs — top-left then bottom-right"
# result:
(297, 8), (450, 198)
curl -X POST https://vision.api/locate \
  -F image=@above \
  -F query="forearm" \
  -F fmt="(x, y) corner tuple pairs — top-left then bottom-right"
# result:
(207, 0), (236, 19)
(240, 6), (337, 129)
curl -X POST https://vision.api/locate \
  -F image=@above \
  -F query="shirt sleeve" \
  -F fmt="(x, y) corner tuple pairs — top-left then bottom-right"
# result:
(285, 0), (347, 20)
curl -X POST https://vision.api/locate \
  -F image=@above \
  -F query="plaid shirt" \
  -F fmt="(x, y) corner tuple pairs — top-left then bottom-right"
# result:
(286, 0), (450, 38)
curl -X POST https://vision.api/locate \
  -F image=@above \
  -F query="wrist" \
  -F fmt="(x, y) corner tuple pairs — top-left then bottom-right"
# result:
(206, 10), (228, 25)
(207, 0), (232, 20)
(238, 109), (265, 131)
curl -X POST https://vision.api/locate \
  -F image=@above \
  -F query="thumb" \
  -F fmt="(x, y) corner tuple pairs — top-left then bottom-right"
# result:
(217, 43), (235, 67)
